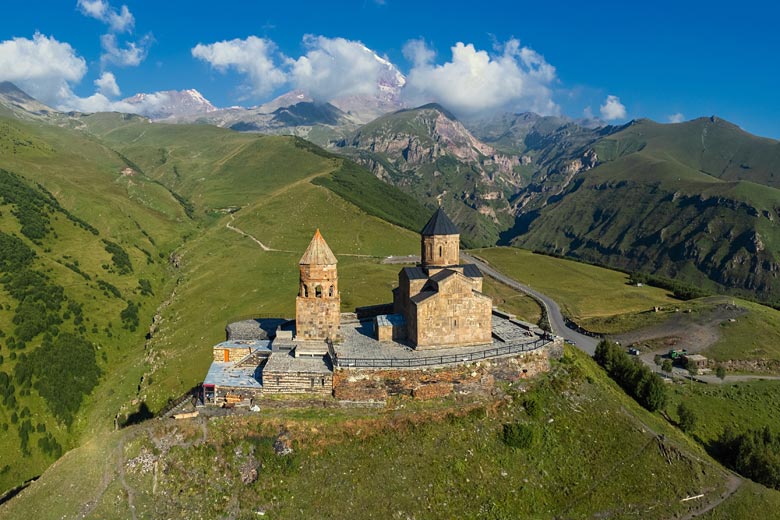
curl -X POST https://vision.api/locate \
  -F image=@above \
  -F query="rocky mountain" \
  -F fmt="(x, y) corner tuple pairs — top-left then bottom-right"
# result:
(0, 81), (60, 121)
(122, 89), (217, 119)
(335, 104), (529, 246)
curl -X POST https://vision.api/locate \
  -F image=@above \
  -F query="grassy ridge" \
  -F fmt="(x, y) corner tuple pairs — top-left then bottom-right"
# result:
(0, 114), (427, 495)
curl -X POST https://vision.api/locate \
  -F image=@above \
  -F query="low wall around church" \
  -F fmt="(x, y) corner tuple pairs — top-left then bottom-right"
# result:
(332, 345), (555, 402)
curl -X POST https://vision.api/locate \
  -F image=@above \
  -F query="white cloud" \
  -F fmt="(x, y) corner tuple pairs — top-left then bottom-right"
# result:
(94, 71), (120, 96)
(0, 32), (87, 107)
(77, 0), (134, 33)
(599, 94), (626, 120)
(100, 33), (152, 67)
(192, 36), (286, 98)
(667, 112), (685, 123)
(288, 36), (387, 101)
(402, 38), (435, 67)
(583, 106), (594, 119)
(402, 39), (559, 117)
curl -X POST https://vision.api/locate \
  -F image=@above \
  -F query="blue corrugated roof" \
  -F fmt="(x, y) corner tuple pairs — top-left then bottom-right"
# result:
(203, 362), (263, 388)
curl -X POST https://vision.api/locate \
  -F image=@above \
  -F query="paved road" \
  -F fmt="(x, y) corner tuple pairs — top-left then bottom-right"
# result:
(462, 252), (600, 355)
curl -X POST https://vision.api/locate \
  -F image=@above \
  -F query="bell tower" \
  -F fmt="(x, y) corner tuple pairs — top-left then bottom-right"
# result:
(295, 229), (341, 341)
(420, 207), (460, 268)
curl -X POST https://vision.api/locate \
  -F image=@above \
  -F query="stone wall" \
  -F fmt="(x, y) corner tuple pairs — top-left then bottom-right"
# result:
(421, 234), (460, 267)
(263, 370), (333, 395)
(213, 346), (252, 362)
(295, 296), (341, 340)
(414, 280), (492, 348)
(332, 347), (551, 401)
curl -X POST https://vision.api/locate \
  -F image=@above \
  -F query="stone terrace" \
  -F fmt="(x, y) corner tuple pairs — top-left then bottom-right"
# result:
(333, 312), (548, 367)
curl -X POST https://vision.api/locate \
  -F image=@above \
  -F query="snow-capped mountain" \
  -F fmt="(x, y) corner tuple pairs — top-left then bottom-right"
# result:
(328, 46), (406, 123)
(122, 89), (217, 120)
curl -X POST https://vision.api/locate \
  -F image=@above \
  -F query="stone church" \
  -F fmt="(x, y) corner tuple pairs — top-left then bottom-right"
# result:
(203, 207), (556, 404)
(391, 207), (492, 348)
(293, 207), (492, 349)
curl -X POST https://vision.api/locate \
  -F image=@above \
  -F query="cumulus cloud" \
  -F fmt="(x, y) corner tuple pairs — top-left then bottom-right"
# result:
(94, 71), (120, 96)
(667, 112), (685, 123)
(100, 33), (152, 67)
(599, 95), (626, 120)
(402, 39), (559, 117)
(402, 38), (436, 67)
(288, 36), (387, 100)
(192, 36), (286, 98)
(0, 32), (87, 106)
(77, 0), (134, 33)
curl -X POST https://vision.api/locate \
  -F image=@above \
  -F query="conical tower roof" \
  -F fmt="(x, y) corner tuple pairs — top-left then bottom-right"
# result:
(299, 229), (338, 265)
(421, 207), (459, 236)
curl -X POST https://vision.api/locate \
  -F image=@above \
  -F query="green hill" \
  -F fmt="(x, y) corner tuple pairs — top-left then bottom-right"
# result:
(0, 112), (427, 497)
(509, 118), (780, 304)
(2, 346), (761, 519)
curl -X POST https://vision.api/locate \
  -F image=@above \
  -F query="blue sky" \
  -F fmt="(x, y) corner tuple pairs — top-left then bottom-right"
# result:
(1, 0), (779, 138)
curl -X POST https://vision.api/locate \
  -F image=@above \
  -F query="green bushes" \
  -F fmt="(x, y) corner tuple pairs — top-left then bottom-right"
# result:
(593, 340), (667, 411)
(102, 240), (133, 274)
(121, 301), (140, 331)
(677, 402), (697, 433)
(628, 272), (709, 300)
(501, 422), (535, 449)
(14, 333), (101, 425)
(712, 426), (780, 490)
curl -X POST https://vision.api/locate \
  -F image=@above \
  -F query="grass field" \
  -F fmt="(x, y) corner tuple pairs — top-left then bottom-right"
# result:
(666, 379), (780, 445)
(472, 247), (678, 320)
(0, 116), (426, 495)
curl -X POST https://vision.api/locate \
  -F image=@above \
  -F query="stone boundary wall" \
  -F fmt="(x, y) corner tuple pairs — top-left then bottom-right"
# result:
(333, 346), (553, 402)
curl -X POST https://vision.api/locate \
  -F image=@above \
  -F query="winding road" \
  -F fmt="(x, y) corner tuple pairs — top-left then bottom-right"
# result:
(461, 252), (599, 354)
(463, 252), (780, 386)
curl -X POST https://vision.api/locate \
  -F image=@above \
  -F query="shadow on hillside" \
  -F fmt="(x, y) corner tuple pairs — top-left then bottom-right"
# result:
(121, 401), (153, 427)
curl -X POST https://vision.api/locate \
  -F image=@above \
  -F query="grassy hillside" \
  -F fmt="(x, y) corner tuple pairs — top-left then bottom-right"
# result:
(511, 118), (780, 304)
(0, 347), (742, 519)
(0, 113), (431, 497)
(0, 117), (190, 493)
(473, 247), (679, 320)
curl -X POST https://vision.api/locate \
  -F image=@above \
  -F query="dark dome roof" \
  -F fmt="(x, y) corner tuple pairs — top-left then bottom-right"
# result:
(421, 207), (459, 236)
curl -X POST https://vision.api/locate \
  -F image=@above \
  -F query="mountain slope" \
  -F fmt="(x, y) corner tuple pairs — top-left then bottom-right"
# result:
(511, 118), (780, 303)
(0, 82), (59, 122)
(335, 104), (529, 246)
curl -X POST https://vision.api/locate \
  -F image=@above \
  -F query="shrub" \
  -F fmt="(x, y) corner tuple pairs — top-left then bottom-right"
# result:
(593, 340), (667, 412)
(502, 423), (535, 449)
(712, 426), (780, 490)
(677, 402), (697, 433)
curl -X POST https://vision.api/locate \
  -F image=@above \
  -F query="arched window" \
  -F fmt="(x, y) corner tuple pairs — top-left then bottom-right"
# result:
(315, 285), (323, 298)
(303, 285), (308, 298)
(439, 245), (443, 257)
(329, 285), (334, 297)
